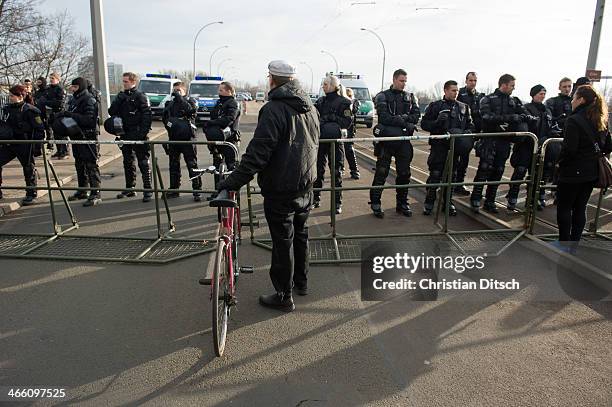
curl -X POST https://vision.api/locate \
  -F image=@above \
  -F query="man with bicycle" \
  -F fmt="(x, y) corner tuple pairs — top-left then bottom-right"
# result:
(216, 60), (319, 312)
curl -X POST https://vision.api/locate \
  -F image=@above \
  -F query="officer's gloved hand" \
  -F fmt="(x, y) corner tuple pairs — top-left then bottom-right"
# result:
(436, 111), (450, 123)
(405, 123), (416, 133)
(172, 91), (181, 99)
(520, 113), (537, 123)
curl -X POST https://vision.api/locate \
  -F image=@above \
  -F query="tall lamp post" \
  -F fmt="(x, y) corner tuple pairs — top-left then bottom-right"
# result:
(209, 45), (229, 76)
(217, 58), (232, 76)
(321, 50), (339, 73)
(299, 61), (314, 94)
(192, 21), (223, 77)
(360, 27), (386, 91)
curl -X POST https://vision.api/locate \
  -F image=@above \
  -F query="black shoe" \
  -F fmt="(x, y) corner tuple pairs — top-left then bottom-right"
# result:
(83, 195), (101, 207)
(396, 203), (412, 217)
(350, 171), (360, 180)
(506, 198), (517, 211)
(142, 192), (153, 203)
(537, 199), (546, 210)
(470, 200), (480, 213)
(165, 192), (180, 199)
(453, 185), (471, 196)
(371, 202), (384, 218)
(448, 203), (457, 216)
(423, 202), (434, 216)
(335, 205), (342, 214)
(259, 292), (295, 312)
(68, 192), (88, 201)
(483, 201), (499, 214)
(117, 190), (137, 199)
(193, 194), (202, 202)
(313, 199), (321, 208)
(293, 285), (308, 296)
(21, 195), (37, 206)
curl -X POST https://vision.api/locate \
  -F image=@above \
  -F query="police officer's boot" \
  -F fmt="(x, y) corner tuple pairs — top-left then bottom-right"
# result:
(446, 201), (458, 216)
(70, 162), (89, 201)
(396, 202), (412, 217)
(83, 190), (102, 207)
(313, 192), (321, 208)
(423, 187), (437, 216)
(453, 185), (470, 196)
(167, 173), (180, 199)
(118, 168), (137, 199)
(483, 200), (499, 214)
(370, 202), (384, 218)
(537, 190), (546, 210)
(350, 170), (360, 180)
(259, 292), (295, 312)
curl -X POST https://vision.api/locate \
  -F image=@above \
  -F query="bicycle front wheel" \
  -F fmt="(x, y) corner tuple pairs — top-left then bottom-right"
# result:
(212, 239), (231, 357)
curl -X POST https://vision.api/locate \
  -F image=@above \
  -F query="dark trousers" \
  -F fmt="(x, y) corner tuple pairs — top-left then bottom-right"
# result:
(556, 181), (594, 241)
(169, 144), (202, 192)
(370, 141), (413, 205)
(314, 142), (343, 204)
(471, 138), (511, 203)
(452, 136), (474, 183)
(263, 191), (312, 294)
(73, 143), (101, 195)
(48, 117), (68, 156)
(0, 144), (37, 197)
(507, 138), (535, 202)
(121, 144), (151, 189)
(343, 129), (358, 173)
(542, 141), (561, 196)
(425, 140), (453, 206)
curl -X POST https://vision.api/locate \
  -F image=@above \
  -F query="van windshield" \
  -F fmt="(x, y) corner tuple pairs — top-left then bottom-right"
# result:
(138, 80), (171, 95)
(352, 88), (371, 101)
(190, 84), (218, 98)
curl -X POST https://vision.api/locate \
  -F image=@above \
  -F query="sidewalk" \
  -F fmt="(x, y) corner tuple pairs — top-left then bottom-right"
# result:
(0, 126), (166, 217)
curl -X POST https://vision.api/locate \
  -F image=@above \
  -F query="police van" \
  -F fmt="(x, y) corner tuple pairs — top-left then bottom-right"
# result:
(319, 72), (375, 128)
(137, 73), (181, 118)
(188, 76), (223, 125)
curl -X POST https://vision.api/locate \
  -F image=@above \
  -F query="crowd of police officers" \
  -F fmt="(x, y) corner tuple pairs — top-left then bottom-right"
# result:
(0, 67), (599, 220)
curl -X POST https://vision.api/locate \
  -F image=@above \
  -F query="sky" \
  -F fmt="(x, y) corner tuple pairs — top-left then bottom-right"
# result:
(40, 0), (612, 101)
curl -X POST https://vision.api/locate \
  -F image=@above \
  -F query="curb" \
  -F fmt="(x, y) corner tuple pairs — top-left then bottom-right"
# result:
(0, 129), (166, 218)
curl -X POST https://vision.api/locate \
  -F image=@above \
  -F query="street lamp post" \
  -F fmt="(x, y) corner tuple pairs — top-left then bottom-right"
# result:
(209, 45), (229, 76)
(360, 27), (386, 91)
(217, 58), (232, 76)
(321, 50), (339, 73)
(299, 61), (314, 94)
(192, 21), (223, 77)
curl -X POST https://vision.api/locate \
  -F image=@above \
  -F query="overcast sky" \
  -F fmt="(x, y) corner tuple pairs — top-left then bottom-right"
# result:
(40, 0), (611, 100)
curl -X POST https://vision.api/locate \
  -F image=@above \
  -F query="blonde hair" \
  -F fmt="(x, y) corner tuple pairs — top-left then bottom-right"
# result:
(346, 87), (354, 98)
(575, 86), (608, 132)
(323, 75), (348, 98)
(49, 72), (60, 80)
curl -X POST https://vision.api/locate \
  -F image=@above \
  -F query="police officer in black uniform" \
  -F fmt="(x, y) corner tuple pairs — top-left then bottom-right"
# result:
(344, 87), (360, 179)
(470, 74), (530, 214)
(313, 75), (352, 214)
(506, 85), (549, 210)
(39, 73), (67, 159)
(456, 71), (484, 196)
(421, 80), (474, 216)
(162, 81), (201, 201)
(370, 68), (420, 218)
(203, 81), (241, 195)
(216, 61), (319, 312)
(0, 85), (45, 204)
(108, 72), (153, 202)
(545, 77), (572, 131)
(55, 77), (102, 206)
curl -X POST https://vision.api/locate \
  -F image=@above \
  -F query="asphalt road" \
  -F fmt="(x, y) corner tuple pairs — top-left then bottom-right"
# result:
(0, 103), (610, 406)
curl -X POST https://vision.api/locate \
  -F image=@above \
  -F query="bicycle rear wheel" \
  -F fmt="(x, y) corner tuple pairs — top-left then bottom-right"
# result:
(212, 239), (231, 356)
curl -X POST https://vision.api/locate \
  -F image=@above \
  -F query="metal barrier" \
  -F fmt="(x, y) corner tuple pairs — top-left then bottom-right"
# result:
(0, 139), (240, 263)
(531, 137), (611, 240)
(246, 132), (540, 264)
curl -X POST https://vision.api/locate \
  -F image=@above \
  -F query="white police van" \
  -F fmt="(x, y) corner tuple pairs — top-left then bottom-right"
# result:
(137, 73), (181, 118)
(188, 76), (223, 125)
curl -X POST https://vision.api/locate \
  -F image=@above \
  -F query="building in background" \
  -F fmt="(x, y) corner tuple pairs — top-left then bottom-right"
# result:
(107, 62), (123, 93)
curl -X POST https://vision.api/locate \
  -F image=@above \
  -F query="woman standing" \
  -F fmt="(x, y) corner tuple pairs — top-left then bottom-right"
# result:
(556, 86), (611, 242)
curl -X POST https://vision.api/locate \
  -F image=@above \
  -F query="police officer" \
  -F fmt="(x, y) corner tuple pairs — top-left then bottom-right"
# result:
(471, 74), (530, 213)
(421, 80), (474, 216)
(162, 81), (201, 201)
(455, 71), (484, 196)
(216, 61), (318, 312)
(370, 68), (420, 218)
(55, 77), (102, 206)
(203, 81), (241, 195)
(108, 72), (153, 202)
(344, 87), (360, 180)
(545, 77), (573, 131)
(313, 75), (352, 214)
(39, 73), (67, 159)
(506, 85), (548, 210)
(0, 85), (45, 204)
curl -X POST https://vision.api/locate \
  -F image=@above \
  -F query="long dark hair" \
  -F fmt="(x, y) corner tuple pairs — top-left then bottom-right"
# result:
(574, 85), (608, 132)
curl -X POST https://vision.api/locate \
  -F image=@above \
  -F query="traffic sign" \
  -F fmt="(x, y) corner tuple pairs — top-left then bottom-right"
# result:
(585, 69), (602, 82)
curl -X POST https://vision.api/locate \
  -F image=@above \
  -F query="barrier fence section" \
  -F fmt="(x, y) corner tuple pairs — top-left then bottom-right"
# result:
(0, 139), (240, 263)
(246, 132), (543, 264)
(532, 137), (611, 240)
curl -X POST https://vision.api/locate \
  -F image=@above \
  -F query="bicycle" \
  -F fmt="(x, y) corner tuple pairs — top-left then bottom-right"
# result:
(192, 164), (253, 357)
